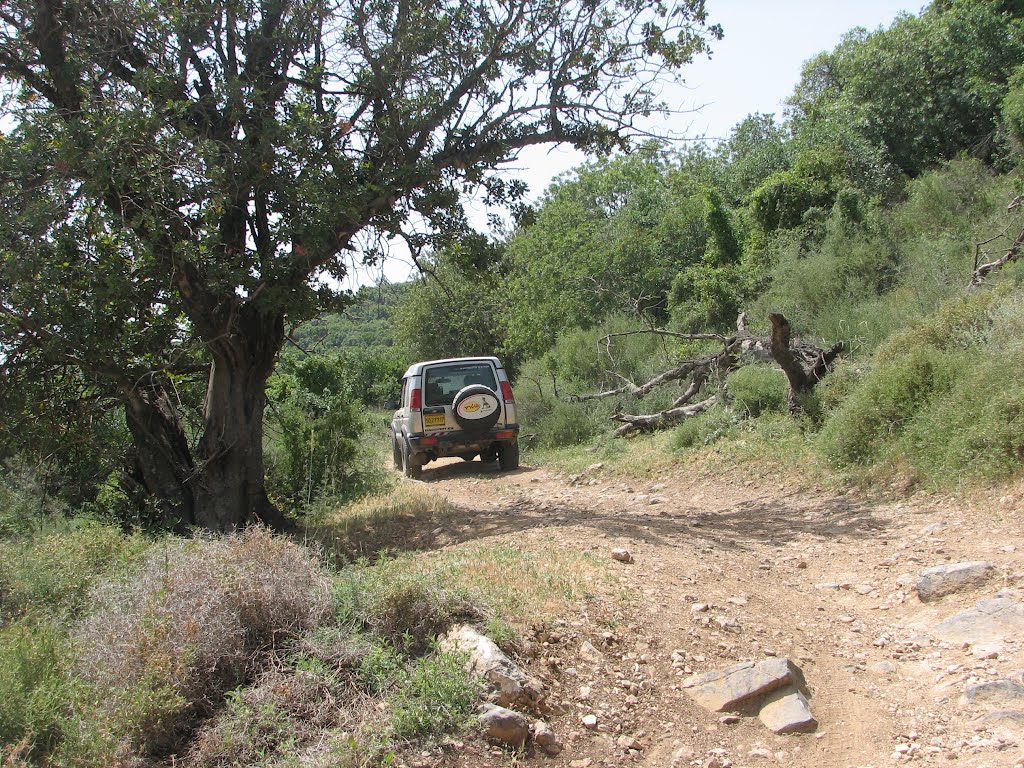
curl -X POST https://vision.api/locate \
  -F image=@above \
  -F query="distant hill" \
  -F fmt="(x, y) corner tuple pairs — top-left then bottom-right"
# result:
(291, 282), (409, 352)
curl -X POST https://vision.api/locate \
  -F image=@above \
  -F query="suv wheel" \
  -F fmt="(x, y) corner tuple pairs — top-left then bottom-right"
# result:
(497, 441), (519, 471)
(400, 437), (422, 479)
(391, 433), (402, 470)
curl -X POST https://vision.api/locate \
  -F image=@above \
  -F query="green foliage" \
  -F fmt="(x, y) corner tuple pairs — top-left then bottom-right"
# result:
(392, 249), (510, 366)
(333, 559), (483, 656)
(670, 407), (739, 450)
(816, 290), (1024, 486)
(999, 64), (1024, 160)
(292, 283), (407, 352)
(265, 354), (366, 509)
(359, 644), (409, 695)
(0, 521), (146, 621)
(0, 620), (69, 760)
(788, 1), (1024, 176)
(668, 263), (745, 332)
(727, 365), (789, 417)
(0, 467), (53, 539)
(716, 113), (792, 203)
(389, 652), (476, 742)
(748, 159), (1016, 357)
(514, 316), (684, 447)
(502, 151), (723, 359)
(749, 147), (847, 232)
(818, 345), (965, 465)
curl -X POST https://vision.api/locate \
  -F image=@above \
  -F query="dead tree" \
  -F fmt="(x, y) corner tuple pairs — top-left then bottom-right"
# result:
(575, 313), (843, 437)
(768, 313), (844, 414)
(970, 196), (1024, 287)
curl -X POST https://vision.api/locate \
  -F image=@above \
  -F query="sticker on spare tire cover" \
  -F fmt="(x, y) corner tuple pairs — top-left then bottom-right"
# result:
(456, 393), (499, 419)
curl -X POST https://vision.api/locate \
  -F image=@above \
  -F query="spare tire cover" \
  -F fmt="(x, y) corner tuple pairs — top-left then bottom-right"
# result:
(452, 384), (501, 432)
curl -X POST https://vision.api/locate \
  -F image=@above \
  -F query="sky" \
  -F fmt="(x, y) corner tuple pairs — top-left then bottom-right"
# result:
(358, 0), (923, 288)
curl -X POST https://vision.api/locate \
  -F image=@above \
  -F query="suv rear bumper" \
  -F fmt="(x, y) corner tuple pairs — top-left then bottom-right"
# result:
(406, 425), (519, 461)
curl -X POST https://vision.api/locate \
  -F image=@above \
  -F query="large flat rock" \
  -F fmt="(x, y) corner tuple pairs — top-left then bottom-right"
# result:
(932, 598), (1024, 644)
(961, 680), (1024, 708)
(917, 561), (995, 602)
(683, 657), (800, 713)
(758, 685), (818, 734)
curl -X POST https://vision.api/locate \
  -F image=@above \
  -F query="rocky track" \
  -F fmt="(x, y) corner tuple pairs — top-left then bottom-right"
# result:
(401, 456), (1024, 768)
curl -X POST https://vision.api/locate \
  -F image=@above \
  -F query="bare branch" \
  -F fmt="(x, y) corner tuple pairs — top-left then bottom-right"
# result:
(971, 224), (1024, 288)
(612, 396), (719, 437)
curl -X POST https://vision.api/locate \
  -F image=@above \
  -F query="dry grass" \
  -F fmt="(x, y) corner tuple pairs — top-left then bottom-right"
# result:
(418, 543), (608, 626)
(183, 667), (365, 768)
(307, 484), (454, 565)
(72, 527), (331, 756)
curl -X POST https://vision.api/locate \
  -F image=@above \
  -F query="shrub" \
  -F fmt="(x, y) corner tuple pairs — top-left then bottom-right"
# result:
(184, 667), (345, 768)
(531, 400), (605, 449)
(815, 287), (1024, 487)
(334, 563), (482, 656)
(0, 521), (146, 621)
(897, 354), (1024, 486)
(727, 365), (788, 417)
(0, 620), (69, 760)
(72, 528), (331, 756)
(668, 263), (745, 333)
(388, 652), (476, 742)
(671, 406), (739, 450)
(817, 345), (965, 465)
(265, 354), (366, 509)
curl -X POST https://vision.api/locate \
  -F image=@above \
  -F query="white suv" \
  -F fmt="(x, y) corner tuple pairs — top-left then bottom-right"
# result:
(390, 356), (519, 478)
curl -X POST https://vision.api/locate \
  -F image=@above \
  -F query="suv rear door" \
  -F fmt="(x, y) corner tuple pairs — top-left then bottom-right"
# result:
(421, 360), (503, 433)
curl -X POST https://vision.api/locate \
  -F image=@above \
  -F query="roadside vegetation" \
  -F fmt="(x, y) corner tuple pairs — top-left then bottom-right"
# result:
(0, 486), (611, 765)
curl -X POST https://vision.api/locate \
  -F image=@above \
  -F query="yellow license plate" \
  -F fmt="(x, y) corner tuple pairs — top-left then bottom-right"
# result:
(424, 413), (445, 427)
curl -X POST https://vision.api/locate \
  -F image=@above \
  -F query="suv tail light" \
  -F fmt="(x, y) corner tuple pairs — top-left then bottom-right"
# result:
(500, 380), (515, 403)
(410, 387), (422, 410)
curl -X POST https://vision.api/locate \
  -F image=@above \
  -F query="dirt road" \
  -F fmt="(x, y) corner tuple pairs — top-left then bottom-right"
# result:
(408, 455), (1024, 768)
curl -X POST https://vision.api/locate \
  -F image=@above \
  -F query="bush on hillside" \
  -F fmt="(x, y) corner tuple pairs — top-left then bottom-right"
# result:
(817, 290), (1024, 487)
(817, 345), (965, 465)
(72, 528), (330, 756)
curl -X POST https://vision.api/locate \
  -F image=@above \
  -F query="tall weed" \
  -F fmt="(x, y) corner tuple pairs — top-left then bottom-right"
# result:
(0, 620), (69, 761)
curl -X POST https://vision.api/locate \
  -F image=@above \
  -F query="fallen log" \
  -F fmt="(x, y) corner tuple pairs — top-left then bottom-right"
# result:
(612, 396), (719, 437)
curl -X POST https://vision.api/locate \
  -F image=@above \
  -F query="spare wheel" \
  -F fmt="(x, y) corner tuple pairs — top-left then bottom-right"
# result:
(452, 384), (501, 432)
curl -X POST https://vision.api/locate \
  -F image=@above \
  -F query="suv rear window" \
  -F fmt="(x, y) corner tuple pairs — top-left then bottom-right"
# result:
(423, 363), (497, 406)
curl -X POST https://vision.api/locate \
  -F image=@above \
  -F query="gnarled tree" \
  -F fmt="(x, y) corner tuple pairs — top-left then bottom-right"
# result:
(0, 0), (721, 529)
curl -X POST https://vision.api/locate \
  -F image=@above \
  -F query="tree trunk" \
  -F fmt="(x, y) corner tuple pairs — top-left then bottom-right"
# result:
(191, 307), (285, 531)
(123, 383), (197, 531)
(768, 313), (844, 414)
